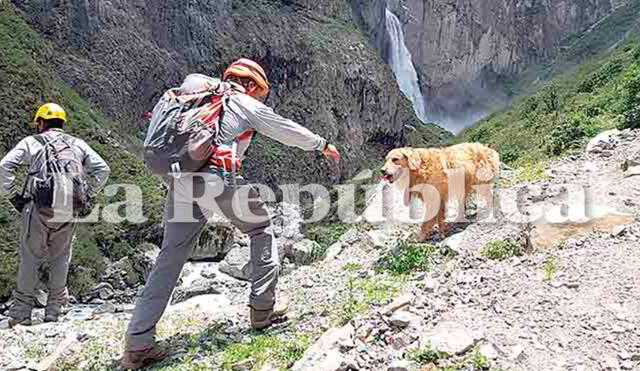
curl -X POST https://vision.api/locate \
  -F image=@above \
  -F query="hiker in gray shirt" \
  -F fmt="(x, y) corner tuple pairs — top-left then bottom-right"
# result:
(122, 59), (340, 369)
(0, 103), (110, 327)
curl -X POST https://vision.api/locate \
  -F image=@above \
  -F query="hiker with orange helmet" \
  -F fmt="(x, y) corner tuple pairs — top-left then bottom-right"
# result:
(0, 103), (110, 328)
(121, 58), (340, 369)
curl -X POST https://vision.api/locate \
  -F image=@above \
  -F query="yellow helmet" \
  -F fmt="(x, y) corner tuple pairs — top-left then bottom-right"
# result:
(32, 103), (67, 127)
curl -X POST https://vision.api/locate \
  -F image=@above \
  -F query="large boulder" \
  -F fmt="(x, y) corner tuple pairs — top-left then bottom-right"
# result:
(166, 294), (233, 318)
(190, 225), (240, 261)
(291, 324), (355, 371)
(419, 321), (476, 355)
(586, 129), (621, 154)
(132, 243), (160, 281)
(287, 239), (321, 265)
(271, 202), (305, 241)
(219, 245), (251, 281)
(111, 257), (139, 287)
(171, 277), (222, 305)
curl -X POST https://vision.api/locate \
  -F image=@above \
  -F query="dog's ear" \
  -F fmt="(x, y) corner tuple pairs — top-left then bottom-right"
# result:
(403, 149), (422, 171)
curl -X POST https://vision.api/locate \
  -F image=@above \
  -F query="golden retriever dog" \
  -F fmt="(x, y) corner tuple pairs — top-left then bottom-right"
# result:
(381, 143), (499, 241)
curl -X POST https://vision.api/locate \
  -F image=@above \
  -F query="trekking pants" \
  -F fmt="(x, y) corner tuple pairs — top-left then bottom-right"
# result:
(9, 203), (76, 320)
(125, 172), (278, 350)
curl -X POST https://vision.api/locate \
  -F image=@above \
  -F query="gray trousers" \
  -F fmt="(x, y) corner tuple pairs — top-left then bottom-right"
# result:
(9, 204), (76, 320)
(125, 172), (279, 350)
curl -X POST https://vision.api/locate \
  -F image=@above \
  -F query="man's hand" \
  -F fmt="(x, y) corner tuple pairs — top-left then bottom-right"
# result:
(322, 144), (340, 162)
(9, 194), (28, 213)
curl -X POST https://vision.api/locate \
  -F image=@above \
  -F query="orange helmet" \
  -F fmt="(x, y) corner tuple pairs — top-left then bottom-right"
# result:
(223, 58), (270, 97)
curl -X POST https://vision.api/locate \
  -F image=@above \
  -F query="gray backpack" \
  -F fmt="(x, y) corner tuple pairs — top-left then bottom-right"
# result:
(143, 77), (237, 176)
(29, 134), (89, 209)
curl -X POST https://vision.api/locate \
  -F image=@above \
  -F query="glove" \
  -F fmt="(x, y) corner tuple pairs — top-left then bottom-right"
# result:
(9, 194), (28, 213)
(322, 144), (341, 162)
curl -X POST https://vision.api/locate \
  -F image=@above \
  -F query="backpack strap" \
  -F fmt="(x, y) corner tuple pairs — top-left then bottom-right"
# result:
(33, 134), (47, 147)
(33, 134), (68, 173)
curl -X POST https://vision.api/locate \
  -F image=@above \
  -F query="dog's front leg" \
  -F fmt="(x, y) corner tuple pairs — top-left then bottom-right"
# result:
(417, 216), (436, 242)
(437, 202), (448, 239)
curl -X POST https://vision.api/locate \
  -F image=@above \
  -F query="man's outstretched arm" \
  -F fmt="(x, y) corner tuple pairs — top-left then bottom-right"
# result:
(230, 95), (339, 158)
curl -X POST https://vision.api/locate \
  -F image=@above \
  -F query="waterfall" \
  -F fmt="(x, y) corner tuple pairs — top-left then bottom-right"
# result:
(385, 9), (428, 122)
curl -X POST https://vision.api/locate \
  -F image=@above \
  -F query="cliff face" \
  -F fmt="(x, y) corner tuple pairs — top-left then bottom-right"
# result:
(356, 0), (639, 130)
(11, 0), (447, 186)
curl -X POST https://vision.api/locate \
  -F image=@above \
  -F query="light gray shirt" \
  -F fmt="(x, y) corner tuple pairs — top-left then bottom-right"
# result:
(180, 74), (327, 162)
(0, 129), (111, 197)
(219, 93), (327, 156)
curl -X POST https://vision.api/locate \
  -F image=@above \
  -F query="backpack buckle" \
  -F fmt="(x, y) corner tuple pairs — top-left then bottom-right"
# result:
(171, 162), (181, 178)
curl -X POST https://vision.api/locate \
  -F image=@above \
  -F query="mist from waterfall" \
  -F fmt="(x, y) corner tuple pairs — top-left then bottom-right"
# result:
(385, 9), (428, 123)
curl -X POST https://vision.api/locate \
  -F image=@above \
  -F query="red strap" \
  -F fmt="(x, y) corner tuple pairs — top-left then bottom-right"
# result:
(237, 129), (255, 141)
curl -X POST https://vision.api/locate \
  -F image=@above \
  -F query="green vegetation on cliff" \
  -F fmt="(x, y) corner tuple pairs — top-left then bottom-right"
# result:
(0, 3), (165, 299)
(460, 37), (640, 169)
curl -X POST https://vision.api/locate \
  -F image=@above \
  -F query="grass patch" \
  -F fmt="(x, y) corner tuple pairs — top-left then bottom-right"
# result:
(303, 222), (350, 258)
(498, 158), (551, 187)
(542, 255), (557, 281)
(407, 344), (496, 371)
(482, 240), (523, 261)
(406, 343), (446, 364)
(221, 333), (311, 371)
(378, 240), (457, 275)
(471, 346), (491, 370)
(335, 271), (403, 325)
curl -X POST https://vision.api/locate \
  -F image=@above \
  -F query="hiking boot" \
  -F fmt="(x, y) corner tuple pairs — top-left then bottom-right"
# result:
(120, 346), (168, 370)
(44, 314), (59, 323)
(8, 317), (32, 328)
(45, 305), (63, 323)
(250, 301), (289, 330)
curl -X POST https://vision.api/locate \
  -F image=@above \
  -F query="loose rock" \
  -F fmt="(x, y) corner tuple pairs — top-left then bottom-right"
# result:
(219, 245), (251, 280)
(419, 322), (475, 355)
(381, 294), (414, 315)
(289, 239), (321, 265)
(388, 311), (418, 329)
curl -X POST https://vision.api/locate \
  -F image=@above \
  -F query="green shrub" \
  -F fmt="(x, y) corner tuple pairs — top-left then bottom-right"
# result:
(67, 270), (96, 298)
(482, 240), (522, 260)
(542, 255), (557, 281)
(499, 143), (523, 164)
(303, 223), (350, 255)
(545, 113), (594, 155)
(520, 96), (540, 116)
(406, 343), (445, 364)
(109, 240), (135, 261)
(337, 274), (401, 325)
(633, 46), (640, 61)
(539, 84), (561, 114)
(619, 65), (640, 129)
(468, 125), (490, 143)
(378, 240), (456, 275)
(577, 59), (624, 93)
(68, 234), (106, 296)
(471, 346), (491, 370)
(584, 104), (604, 118)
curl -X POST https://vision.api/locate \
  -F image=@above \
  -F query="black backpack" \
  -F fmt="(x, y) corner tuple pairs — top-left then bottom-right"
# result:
(29, 134), (89, 210)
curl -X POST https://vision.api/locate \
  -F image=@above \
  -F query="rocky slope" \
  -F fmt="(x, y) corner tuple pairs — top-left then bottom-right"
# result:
(2, 125), (640, 370)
